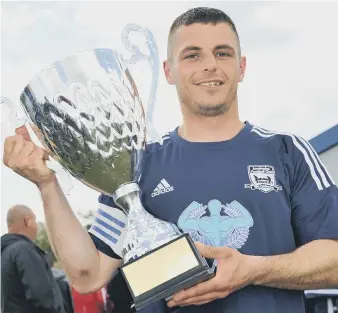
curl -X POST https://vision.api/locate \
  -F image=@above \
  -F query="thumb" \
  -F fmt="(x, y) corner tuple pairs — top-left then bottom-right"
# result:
(15, 125), (31, 141)
(42, 149), (51, 161)
(194, 242), (224, 259)
(37, 148), (50, 161)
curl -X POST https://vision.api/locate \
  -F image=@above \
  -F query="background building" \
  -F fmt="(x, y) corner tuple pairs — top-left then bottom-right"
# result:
(310, 124), (338, 184)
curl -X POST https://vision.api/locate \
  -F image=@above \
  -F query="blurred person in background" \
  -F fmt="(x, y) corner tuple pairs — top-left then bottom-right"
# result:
(1, 204), (65, 313)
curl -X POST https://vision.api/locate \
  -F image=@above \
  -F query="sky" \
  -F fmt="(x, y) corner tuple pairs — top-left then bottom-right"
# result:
(1, 1), (338, 234)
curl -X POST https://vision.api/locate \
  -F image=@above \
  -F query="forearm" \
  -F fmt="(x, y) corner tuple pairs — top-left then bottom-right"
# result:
(251, 239), (338, 290)
(38, 177), (103, 288)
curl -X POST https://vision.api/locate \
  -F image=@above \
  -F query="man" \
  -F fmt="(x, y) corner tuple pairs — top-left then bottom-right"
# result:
(1, 205), (65, 313)
(3, 6), (338, 313)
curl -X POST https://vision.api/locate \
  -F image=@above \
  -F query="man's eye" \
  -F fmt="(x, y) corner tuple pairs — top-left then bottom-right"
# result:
(185, 54), (198, 59)
(217, 52), (231, 57)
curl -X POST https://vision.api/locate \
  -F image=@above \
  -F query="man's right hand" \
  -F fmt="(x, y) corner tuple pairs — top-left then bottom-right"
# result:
(3, 125), (55, 187)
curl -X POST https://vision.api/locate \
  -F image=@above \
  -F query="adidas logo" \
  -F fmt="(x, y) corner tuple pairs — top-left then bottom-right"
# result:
(151, 179), (174, 198)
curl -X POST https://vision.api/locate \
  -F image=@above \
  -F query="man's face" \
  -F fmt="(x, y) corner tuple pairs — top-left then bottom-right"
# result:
(164, 23), (246, 116)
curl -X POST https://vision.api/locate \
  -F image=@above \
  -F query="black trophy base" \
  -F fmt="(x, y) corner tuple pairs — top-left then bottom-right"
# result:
(119, 233), (215, 311)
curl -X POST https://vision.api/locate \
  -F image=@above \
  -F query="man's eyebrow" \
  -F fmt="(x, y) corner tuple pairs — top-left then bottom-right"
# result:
(214, 44), (236, 52)
(179, 46), (201, 57)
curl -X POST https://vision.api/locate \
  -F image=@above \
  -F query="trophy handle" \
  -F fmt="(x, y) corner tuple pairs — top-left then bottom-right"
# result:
(121, 24), (163, 144)
(1, 96), (27, 129)
(1, 96), (73, 195)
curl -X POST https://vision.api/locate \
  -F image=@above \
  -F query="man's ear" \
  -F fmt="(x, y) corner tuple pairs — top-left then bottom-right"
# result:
(163, 60), (175, 85)
(23, 216), (30, 227)
(238, 56), (247, 82)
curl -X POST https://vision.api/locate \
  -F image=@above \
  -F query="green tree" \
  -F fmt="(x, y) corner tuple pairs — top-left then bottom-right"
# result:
(35, 222), (52, 252)
(35, 222), (58, 267)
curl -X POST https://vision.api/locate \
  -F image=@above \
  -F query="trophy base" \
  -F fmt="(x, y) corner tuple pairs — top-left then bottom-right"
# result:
(119, 233), (216, 311)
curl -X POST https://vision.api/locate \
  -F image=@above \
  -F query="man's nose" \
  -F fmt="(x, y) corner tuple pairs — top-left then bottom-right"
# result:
(202, 54), (217, 72)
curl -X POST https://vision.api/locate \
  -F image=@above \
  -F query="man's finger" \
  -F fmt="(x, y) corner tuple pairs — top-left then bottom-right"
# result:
(11, 136), (25, 157)
(194, 242), (224, 259)
(191, 299), (214, 306)
(43, 149), (50, 161)
(187, 299), (215, 306)
(21, 142), (36, 157)
(3, 136), (16, 163)
(15, 125), (31, 141)
(168, 291), (225, 307)
(30, 147), (49, 160)
(172, 277), (218, 302)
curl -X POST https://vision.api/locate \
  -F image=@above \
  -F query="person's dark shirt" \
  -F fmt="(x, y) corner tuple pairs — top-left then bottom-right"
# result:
(1, 233), (65, 313)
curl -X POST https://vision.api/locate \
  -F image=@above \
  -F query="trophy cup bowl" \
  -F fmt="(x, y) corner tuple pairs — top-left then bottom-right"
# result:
(12, 27), (215, 311)
(19, 48), (145, 194)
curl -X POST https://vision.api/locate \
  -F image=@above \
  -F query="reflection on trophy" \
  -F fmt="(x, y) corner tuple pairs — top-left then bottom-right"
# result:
(3, 24), (215, 311)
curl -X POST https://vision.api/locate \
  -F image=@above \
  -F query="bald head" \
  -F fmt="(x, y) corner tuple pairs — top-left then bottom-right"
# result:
(7, 205), (38, 240)
(7, 205), (34, 226)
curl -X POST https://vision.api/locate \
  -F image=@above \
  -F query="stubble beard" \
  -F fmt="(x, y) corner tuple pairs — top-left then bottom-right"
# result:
(196, 86), (238, 117)
(196, 102), (228, 117)
(179, 85), (233, 117)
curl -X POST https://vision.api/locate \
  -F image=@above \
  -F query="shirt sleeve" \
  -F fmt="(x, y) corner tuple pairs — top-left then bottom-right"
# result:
(15, 243), (58, 312)
(88, 193), (127, 259)
(289, 136), (338, 246)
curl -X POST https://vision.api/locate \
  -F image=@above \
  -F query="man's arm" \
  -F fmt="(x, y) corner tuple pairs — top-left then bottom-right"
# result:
(167, 240), (338, 307)
(3, 128), (123, 293)
(251, 239), (338, 289)
(261, 136), (338, 290)
(39, 178), (122, 293)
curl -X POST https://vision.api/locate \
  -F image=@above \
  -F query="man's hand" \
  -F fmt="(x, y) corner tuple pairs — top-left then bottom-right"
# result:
(3, 125), (55, 187)
(167, 242), (255, 307)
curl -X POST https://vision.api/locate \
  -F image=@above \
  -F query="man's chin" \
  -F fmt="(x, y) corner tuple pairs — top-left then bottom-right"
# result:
(197, 103), (228, 117)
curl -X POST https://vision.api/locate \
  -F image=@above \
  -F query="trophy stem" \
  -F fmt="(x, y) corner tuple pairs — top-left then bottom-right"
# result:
(112, 182), (141, 212)
(112, 182), (181, 263)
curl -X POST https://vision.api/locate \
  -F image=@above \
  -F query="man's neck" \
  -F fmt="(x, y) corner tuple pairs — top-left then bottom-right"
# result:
(178, 111), (244, 143)
(8, 229), (33, 241)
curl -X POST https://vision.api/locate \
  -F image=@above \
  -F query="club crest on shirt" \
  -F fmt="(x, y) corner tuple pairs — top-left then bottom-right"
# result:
(244, 165), (282, 193)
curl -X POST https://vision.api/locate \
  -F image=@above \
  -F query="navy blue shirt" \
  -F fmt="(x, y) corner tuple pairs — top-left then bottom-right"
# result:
(89, 122), (338, 313)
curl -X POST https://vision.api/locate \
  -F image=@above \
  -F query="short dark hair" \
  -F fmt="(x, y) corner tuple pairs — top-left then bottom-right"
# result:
(168, 7), (241, 58)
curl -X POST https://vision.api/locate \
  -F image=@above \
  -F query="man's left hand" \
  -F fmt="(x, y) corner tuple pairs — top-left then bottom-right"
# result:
(167, 242), (256, 307)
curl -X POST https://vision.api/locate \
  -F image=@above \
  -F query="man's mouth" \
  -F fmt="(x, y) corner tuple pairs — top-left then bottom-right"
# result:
(195, 80), (224, 88)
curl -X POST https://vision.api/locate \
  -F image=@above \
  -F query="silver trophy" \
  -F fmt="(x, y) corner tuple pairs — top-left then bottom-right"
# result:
(2, 24), (215, 311)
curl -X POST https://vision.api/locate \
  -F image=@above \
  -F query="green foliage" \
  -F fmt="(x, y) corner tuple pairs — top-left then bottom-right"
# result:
(35, 222), (52, 252)
(35, 222), (57, 266)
